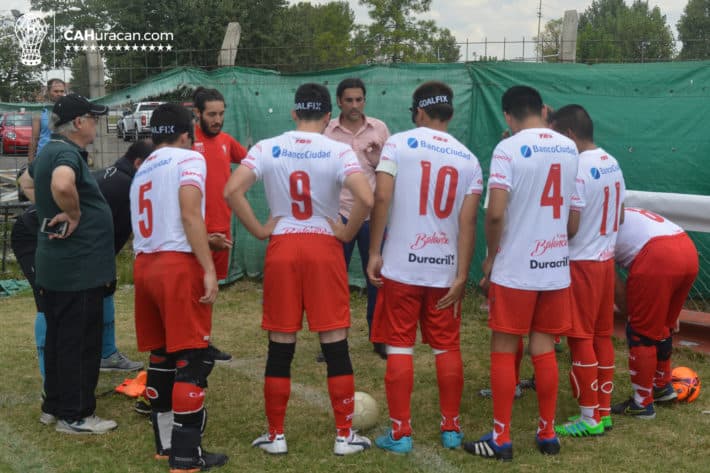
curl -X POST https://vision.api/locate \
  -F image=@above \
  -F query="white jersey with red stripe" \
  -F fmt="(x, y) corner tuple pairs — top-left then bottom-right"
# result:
(615, 207), (685, 268)
(488, 127), (579, 290)
(569, 147), (626, 261)
(131, 146), (207, 254)
(241, 131), (361, 236)
(376, 126), (484, 288)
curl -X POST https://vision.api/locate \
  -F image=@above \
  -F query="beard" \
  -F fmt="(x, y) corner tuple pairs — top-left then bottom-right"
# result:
(200, 117), (222, 137)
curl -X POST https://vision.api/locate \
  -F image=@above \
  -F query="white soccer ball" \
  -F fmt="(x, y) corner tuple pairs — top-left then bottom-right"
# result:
(352, 391), (379, 431)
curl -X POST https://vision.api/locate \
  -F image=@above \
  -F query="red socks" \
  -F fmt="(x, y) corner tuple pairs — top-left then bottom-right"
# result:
(567, 337), (600, 422)
(594, 335), (615, 416)
(629, 345), (655, 406)
(327, 374), (355, 437)
(264, 376), (291, 436)
(385, 354), (414, 439)
(490, 352), (516, 445)
(435, 350), (463, 432)
(532, 351), (558, 440)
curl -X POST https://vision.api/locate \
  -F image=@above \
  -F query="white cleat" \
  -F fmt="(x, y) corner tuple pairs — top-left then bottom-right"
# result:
(334, 431), (372, 456)
(252, 433), (288, 455)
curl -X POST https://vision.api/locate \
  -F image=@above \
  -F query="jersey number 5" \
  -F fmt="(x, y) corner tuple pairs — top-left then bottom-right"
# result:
(541, 164), (563, 219)
(138, 181), (153, 238)
(419, 161), (458, 218)
(289, 171), (313, 220)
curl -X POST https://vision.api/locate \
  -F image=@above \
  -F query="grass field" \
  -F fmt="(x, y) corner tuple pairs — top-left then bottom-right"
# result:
(1, 279), (709, 473)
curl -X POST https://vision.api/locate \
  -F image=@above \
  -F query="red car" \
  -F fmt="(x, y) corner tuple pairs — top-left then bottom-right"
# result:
(0, 112), (32, 155)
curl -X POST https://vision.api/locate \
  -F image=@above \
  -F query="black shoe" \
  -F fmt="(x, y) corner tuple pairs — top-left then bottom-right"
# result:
(206, 344), (232, 363)
(373, 343), (387, 360)
(316, 351), (326, 363)
(134, 397), (151, 416)
(170, 449), (228, 470)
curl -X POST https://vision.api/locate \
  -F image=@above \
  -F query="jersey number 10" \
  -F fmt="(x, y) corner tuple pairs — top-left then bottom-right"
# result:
(419, 161), (458, 218)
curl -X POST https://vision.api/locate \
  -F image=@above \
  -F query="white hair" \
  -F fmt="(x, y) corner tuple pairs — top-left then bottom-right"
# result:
(50, 112), (78, 135)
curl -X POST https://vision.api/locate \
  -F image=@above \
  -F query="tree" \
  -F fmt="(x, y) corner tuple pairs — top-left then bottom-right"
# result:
(677, 0), (710, 59)
(577, 0), (675, 63)
(0, 20), (43, 102)
(534, 18), (563, 63)
(355, 0), (460, 63)
(30, 0), (290, 87)
(274, 2), (360, 72)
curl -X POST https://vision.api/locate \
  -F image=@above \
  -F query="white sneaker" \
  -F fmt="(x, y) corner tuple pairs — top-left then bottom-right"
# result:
(252, 433), (287, 454)
(39, 411), (56, 425)
(334, 431), (372, 456)
(55, 415), (118, 434)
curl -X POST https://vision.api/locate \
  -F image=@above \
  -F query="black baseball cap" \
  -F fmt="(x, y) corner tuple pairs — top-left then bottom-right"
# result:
(53, 93), (109, 126)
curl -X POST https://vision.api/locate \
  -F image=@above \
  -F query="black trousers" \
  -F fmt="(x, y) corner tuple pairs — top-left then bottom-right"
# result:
(41, 286), (104, 422)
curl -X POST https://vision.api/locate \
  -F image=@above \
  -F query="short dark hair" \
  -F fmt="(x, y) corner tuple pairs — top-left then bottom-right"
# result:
(123, 139), (155, 163)
(412, 81), (454, 121)
(336, 78), (366, 99)
(150, 103), (194, 146)
(294, 83), (332, 120)
(550, 104), (594, 141)
(501, 85), (543, 121)
(193, 87), (225, 113)
(47, 78), (65, 89)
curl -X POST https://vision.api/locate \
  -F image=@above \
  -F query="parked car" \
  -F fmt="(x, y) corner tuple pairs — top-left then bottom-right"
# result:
(0, 112), (32, 155)
(118, 101), (165, 141)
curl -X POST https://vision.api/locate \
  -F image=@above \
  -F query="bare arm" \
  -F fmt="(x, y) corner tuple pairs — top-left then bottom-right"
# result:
(224, 165), (278, 240)
(367, 171), (394, 287)
(48, 165), (81, 238)
(614, 272), (627, 317)
(619, 202), (625, 225)
(568, 209), (581, 239)
(18, 169), (35, 203)
(480, 188), (509, 291)
(28, 114), (41, 162)
(179, 185), (218, 304)
(436, 193), (480, 310)
(331, 172), (373, 243)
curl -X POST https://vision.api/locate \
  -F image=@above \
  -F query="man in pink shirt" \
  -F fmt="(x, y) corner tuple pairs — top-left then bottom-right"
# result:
(325, 78), (390, 359)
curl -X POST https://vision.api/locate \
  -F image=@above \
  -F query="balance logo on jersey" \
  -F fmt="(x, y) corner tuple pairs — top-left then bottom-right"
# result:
(409, 231), (450, 250)
(272, 146), (282, 158)
(530, 233), (568, 257)
(591, 167), (601, 180)
(407, 137), (419, 149)
(520, 145), (533, 158)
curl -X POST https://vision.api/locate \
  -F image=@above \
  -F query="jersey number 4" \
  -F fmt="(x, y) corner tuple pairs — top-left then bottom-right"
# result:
(540, 164), (563, 219)
(138, 181), (153, 238)
(419, 161), (458, 218)
(290, 171), (313, 220)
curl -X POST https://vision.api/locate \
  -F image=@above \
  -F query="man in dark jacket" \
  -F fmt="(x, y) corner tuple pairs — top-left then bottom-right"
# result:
(11, 139), (154, 382)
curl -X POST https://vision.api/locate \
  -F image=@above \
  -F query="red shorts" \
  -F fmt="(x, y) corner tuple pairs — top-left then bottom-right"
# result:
(134, 252), (212, 353)
(370, 278), (461, 351)
(211, 248), (230, 281)
(567, 259), (615, 339)
(262, 234), (350, 333)
(627, 233), (698, 340)
(488, 282), (572, 335)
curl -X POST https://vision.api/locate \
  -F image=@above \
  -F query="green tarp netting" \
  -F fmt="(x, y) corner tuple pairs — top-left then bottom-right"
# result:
(4, 62), (709, 295)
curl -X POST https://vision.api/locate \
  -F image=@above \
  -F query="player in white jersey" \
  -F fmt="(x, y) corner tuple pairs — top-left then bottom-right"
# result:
(464, 86), (578, 461)
(129, 104), (226, 471)
(224, 83), (374, 457)
(612, 208), (698, 418)
(548, 105), (626, 436)
(366, 81), (483, 453)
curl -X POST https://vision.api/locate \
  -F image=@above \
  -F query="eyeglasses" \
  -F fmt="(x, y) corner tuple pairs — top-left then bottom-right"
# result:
(82, 114), (100, 122)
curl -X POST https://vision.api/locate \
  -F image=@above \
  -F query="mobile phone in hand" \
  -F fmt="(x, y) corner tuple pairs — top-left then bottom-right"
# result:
(40, 218), (68, 237)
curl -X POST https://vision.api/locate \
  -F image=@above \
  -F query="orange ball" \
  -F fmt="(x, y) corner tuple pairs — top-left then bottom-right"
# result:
(672, 366), (701, 403)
